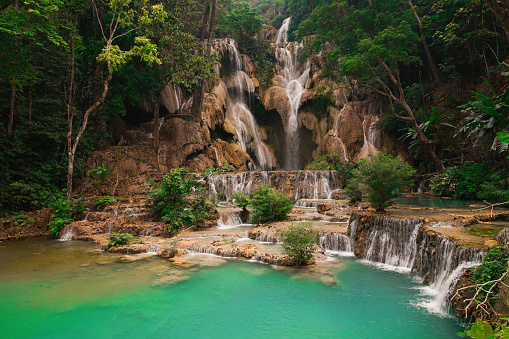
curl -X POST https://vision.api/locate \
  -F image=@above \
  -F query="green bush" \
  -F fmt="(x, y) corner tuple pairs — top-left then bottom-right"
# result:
(188, 195), (215, 227)
(472, 246), (509, 297)
(345, 180), (363, 203)
(2, 181), (49, 212)
(107, 232), (133, 250)
(94, 195), (117, 211)
(351, 151), (415, 212)
(145, 168), (208, 235)
(250, 185), (293, 224)
(86, 165), (112, 184)
(1, 213), (34, 227)
(430, 162), (508, 202)
(48, 193), (74, 238)
(271, 14), (286, 29)
(231, 192), (250, 209)
(459, 319), (509, 338)
(280, 222), (319, 265)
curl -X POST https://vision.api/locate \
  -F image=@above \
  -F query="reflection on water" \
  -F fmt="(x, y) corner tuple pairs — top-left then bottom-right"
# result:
(0, 239), (463, 338)
(395, 193), (479, 209)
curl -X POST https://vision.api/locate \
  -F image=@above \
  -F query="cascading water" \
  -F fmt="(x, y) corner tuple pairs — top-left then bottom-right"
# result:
(208, 170), (340, 202)
(318, 213), (483, 315)
(357, 116), (379, 159)
(220, 39), (273, 170)
(274, 18), (310, 170)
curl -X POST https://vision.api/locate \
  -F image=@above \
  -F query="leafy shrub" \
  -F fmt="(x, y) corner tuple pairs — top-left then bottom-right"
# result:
(86, 165), (112, 184)
(280, 222), (319, 265)
(250, 185), (293, 224)
(107, 232), (133, 250)
(231, 192), (250, 209)
(430, 162), (506, 201)
(1, 213), (34, 227)
(271, 14), (286, 29)
(351, 151), (415, 212)
(48, 193), (74, 238)
(188, 195), (215, 227)
(2, 181), (49, 212)
(94, 195), (117, 211)
(459, 319), (509, 338)
(472, 246), (509, 297)
(145, 168), (206, 235)
(344, 180), (363, 203)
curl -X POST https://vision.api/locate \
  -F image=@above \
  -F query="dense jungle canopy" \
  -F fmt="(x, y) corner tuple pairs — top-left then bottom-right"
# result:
(1, 0), (509, 214)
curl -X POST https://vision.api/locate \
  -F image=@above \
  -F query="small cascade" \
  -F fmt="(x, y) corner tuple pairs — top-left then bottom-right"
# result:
(220, 39), (273, 170)
(357, 116), (379, 159)
(319, 232), (354, 255)
(293, 171), (339, 200)
(332, 106), (350, 162)
(273, 17), (310, 170)
(208, 170), (339, 202)
(217, 210), (246, 229)
(318, 213), (483, 315)
(58, 225), (75, 242)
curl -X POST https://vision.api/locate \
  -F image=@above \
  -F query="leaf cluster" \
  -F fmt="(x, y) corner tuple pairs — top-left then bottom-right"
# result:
(249, 185), (293, 224)
(145, 168), (213, 235)
(280, 222), (319, 265)
(107, 232), (133, 250)
(471, 246), (509, 300)
(350, 151), (415, 212)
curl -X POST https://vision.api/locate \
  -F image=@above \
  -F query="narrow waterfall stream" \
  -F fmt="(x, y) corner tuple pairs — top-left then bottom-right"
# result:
(274, 17), (310, 170)
(220, 39), (273, 170)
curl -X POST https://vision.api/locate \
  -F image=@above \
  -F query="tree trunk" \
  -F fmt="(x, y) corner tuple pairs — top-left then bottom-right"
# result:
(8, 80), (15, 136)
(485, 0), (509, 41)
(407, 0), (441, 84)
(153, 94), (160, 150)
(191, 0), (213, 122)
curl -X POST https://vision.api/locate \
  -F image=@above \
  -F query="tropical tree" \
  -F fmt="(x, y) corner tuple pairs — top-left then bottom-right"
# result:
(280, 222), (319, 265)
(351, 151), (415, 212)
(65, 0), (163, 199)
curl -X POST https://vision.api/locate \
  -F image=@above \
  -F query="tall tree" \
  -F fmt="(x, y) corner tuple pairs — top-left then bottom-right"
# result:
(65, 0), (163, 199)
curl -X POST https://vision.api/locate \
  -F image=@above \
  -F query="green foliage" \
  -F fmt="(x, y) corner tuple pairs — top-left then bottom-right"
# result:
(47, 193), (74, 238)
(250, 185), (293, 224)
(107, 232), (133, 250)
(458, 81), (509, 153)
(231, 192), (250, 209)
(271, 14), (286, 29)
(1, 213), (34, 227)
(472, 246), (509, 296)
(345, 180), (363, 203)
(429, 162), (509, 202)
(94, 195), (117, 211)
(86, 165), (112, 184)
(145, 168), (206, 235)
(458, 318), (509, 338)
(280, 222), (319, 265)
(351, 151), (415, 212)
(188, 194), (215, 227)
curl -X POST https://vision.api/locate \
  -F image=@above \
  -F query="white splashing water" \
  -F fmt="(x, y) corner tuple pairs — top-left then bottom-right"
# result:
(221, 39), (273, 170)
(274, 18), (310, 170)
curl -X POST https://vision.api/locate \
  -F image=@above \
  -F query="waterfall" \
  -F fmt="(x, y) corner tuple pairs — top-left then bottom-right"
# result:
(332, 106), (350, 162)
(59, 225), (75, 241)
(221, 39), (273, 170)
(273, 18), (310, 170)
(318, 213), (483, 315)
(208, 170), (340, 202)
(218, 210), (247, 229)
(276, 17), (291, 43)
(357, 116), (379, 159)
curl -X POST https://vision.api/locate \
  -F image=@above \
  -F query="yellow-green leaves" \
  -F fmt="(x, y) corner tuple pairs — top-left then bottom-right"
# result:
(97, 37), (160, 70)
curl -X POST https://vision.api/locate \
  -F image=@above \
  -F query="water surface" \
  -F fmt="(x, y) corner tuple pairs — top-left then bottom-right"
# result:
(0, 239), (463, 338)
